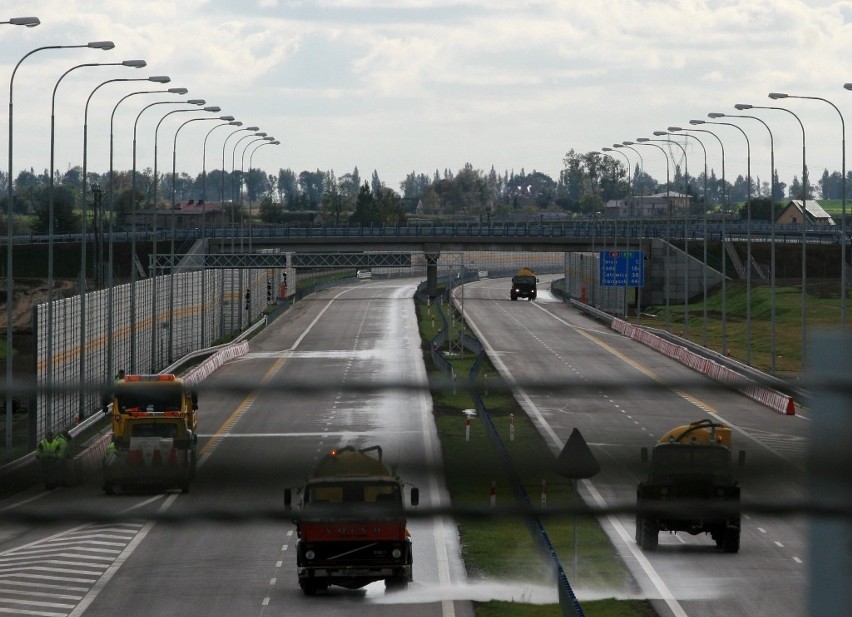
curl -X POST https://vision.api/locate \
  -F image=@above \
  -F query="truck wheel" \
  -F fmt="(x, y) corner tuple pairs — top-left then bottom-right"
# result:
(385, 577), (408, 592)
(720, 527), (740, 553)
(510, 294), (517, 301)
(637, 515), (658, 550)
(299, 579), (325, 596)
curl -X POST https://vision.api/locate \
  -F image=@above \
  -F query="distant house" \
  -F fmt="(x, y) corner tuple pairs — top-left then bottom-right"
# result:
(606, 192), (691, 218)
(127, 199), (228, 231)
(776, 200), (835, 226)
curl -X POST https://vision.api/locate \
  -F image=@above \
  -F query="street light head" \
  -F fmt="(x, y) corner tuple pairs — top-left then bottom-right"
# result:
(168, 87), (188, 94)
(622, 141), (634, 145)
(844, 83), (852, 91)
(203, 106), (221, 112)
(122, 60), (147, 68)
(270, 141), (280, 145)
(636, 137), (650, 142)
(219, 115), (235, 121)
(689, 119), (705, 125)
(228, 121), (242, 126)
(652, 130), (667, 136)
(602, 147), (613, 151)
(768, 92), (788, 99)
(10, 17), (40, 27)
(88, 41), (115, 50)
(668, 126), (683, 131)
(708, 112), (725, 118)
(589, 151), (601, 155)
(148, 75), (170, 83)
(734, 103), (752, 110)
(255, 132), (267, 137)
(246, 126), (260, 131)
(187, 99), (205, 105)
(263, 136), (275, 141)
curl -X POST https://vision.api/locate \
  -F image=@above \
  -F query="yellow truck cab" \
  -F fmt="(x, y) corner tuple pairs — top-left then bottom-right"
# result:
(104, 374), (198, 494)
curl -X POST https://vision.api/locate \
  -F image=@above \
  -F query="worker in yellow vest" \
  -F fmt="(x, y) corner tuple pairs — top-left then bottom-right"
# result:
(36, 431), (62, 489)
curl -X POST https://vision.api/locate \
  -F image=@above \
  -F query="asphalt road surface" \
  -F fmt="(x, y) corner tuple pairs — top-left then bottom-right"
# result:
(0, 280), (474, 617)
(455, 275), (810, 617)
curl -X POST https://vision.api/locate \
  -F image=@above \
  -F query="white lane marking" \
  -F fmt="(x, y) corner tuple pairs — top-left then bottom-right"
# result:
(461, 295), (690, 617)
(67, 494), (179, 617)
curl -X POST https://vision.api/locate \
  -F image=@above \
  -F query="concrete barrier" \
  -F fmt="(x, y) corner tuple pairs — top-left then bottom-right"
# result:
(611, 318), (796, 416)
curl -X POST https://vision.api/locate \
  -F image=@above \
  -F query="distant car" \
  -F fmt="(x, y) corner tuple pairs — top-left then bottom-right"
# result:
(356, 269), (372, 279)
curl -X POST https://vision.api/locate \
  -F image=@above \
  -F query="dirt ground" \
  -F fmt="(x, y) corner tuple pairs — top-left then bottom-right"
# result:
(0, 278), (78, 334)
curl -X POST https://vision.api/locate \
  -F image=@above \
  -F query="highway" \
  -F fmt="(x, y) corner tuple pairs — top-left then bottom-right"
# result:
(0, 280), (471, 617)
(0, 273), (812, 616)
(455, 275), (810, 617)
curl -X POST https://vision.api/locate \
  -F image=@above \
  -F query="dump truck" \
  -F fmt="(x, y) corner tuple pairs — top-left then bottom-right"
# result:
(510, 267), (537, 301)
(102, 374), (198, 494)
(635, 419), (742, 553)
(284, 445), (419, 595)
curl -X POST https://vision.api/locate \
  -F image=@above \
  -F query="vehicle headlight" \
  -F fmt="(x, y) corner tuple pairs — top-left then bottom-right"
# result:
(391, 549), (402, 559)
(305, 550), (316, 560)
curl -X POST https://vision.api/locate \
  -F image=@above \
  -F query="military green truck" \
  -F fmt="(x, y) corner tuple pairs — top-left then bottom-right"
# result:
(510, 267), (537, 301)
(635, 419), (742, 553)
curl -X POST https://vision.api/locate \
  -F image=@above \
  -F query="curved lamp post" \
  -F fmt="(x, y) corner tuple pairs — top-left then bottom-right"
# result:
(668, 127), (710, 345)
(167, 114), (233, 359)
(629, 138), (672, 330)
(127, 98), (203, 371)
(241, 136), (276, 252)
(689, 120), (730, 355)
(149, 105), (220, 369)
(2, 16), (40, 27)
(652, 132), (693, 338)
(704, 115), (753, 363)
(104, 79), (180, 377)
(736, 101), (808, 367)
(708, 112), (778, 373)
(774, 90), (846, 333)
(46, 59), (146, 427)
(7, 38), (113, 440)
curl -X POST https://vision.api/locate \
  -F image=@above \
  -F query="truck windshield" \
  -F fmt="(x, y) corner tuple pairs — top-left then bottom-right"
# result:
(305, 481), (401, 506)
(116, 382), (184, 413)
(514, 276), (535, 285)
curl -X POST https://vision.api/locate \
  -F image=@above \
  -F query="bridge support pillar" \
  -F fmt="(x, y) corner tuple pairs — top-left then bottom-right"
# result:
(425, 250), (440, 297)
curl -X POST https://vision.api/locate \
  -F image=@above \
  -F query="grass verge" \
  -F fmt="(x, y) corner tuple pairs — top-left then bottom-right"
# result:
(415, 297), (656, 617)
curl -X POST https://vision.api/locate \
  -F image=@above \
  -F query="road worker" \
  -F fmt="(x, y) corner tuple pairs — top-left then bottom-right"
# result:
(36, 431), (62, 489)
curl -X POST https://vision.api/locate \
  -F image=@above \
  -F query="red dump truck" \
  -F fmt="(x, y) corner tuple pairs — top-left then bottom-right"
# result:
(284, 445), (419, 595)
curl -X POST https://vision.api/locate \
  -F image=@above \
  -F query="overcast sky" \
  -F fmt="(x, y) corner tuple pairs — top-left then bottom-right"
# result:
(3, 0), (852, 195)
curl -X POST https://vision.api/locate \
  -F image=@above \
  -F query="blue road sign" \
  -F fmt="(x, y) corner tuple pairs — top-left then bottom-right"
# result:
(599, 250), (644, 287)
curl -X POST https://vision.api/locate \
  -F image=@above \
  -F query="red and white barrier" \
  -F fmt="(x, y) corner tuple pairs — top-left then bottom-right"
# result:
(611, 318), (795, 416)
(184, 341), (250, 386)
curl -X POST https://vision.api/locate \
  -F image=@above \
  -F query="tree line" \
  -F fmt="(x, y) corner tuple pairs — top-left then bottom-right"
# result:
(1, 150), (848, 233)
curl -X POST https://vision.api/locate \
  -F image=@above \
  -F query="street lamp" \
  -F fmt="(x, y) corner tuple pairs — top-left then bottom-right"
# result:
(774, 90), (846, 333)
(104, 80), (180, 377)
(668, 127), (711, 345)
(128, 98), (203, 371)
(706, 112), (778, 374)
(166, 114), (233, 360)
(150, 104), (220, 369)
(203, 120), (241, 221)
(6, 39), (113, 443)
(705, 113), (755, 364)
(241, 136), (275, 251)
(2, 17), (40, 27)
(46, 59), (148, 427)
(736, 101), (809, 367)
(631, 138), (673, 330)
(652, 132), (694, 338)
(689, 120), (731, 355)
